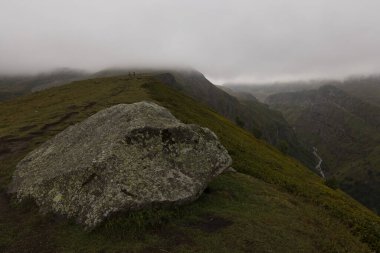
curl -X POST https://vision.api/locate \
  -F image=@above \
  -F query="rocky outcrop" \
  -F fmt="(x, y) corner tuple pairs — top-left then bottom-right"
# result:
(9, 102), (232, 228)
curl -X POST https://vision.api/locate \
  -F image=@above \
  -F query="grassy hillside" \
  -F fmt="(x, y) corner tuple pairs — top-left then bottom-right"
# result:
(0, 75), (379, 253)
(266, 85), (380, 213)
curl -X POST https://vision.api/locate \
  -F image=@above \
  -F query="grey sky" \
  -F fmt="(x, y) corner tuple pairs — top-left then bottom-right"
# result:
(1, 0), (380, 83)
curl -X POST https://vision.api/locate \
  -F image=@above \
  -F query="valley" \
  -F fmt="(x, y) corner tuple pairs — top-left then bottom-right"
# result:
(226, 83), (380, 213)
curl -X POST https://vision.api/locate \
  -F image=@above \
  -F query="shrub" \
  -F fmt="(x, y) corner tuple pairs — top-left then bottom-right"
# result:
(325, 177), (339, 190)
(235, 116), (245, 128)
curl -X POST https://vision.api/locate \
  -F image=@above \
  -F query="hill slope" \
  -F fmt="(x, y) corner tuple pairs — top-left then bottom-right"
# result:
(0, 75), (379, 252)
(266, 85), (380, 213)
(156, 70), (316, 169)
(0, 76), (380, 252)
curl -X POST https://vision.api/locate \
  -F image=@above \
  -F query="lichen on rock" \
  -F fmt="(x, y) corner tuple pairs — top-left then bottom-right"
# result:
(9, 101), (232, 228)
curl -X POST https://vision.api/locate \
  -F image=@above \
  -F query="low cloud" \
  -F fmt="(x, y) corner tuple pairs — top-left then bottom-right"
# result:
(1, 0), (380, 83)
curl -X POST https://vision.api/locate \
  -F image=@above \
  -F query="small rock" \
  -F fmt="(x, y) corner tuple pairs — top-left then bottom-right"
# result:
(224, 167), (237, 173)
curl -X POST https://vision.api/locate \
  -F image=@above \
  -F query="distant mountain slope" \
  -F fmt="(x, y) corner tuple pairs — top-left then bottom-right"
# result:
(0, 75), (379, 252)
(218, 86), (260, 102)
(225, 75), (380, 106)
(266, 85), (380, 213)
(156, 70), (316, 169)
(339, 76), (380, 106)
(0, 69), (88, 101)
(224, 81), (325, 102)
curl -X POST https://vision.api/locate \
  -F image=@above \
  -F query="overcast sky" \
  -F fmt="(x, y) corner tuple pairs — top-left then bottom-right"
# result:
(1, 0), (380, 83)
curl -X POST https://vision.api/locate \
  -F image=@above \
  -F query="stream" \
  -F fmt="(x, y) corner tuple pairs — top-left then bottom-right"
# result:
(313, 147), (325, 179)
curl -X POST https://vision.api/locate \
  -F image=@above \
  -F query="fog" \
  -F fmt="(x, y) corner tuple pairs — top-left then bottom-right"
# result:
(1, 0), (380, 83)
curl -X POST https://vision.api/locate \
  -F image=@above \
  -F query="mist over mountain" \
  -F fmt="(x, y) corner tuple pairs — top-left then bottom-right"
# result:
(2, 0), (380, 83)
(0, 68), (88, 101)
(225, 75), (380, 105)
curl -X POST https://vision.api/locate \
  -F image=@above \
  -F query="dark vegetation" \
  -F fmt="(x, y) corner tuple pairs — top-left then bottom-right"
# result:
(0, 75), (379, 252)
(325, 178), (340, 190)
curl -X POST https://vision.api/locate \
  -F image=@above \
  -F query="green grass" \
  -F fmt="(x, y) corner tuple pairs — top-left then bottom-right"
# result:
(0, 75), (379, 252)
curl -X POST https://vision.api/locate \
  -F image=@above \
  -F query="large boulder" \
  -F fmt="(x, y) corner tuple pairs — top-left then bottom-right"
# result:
(9, 102), (232, 228)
